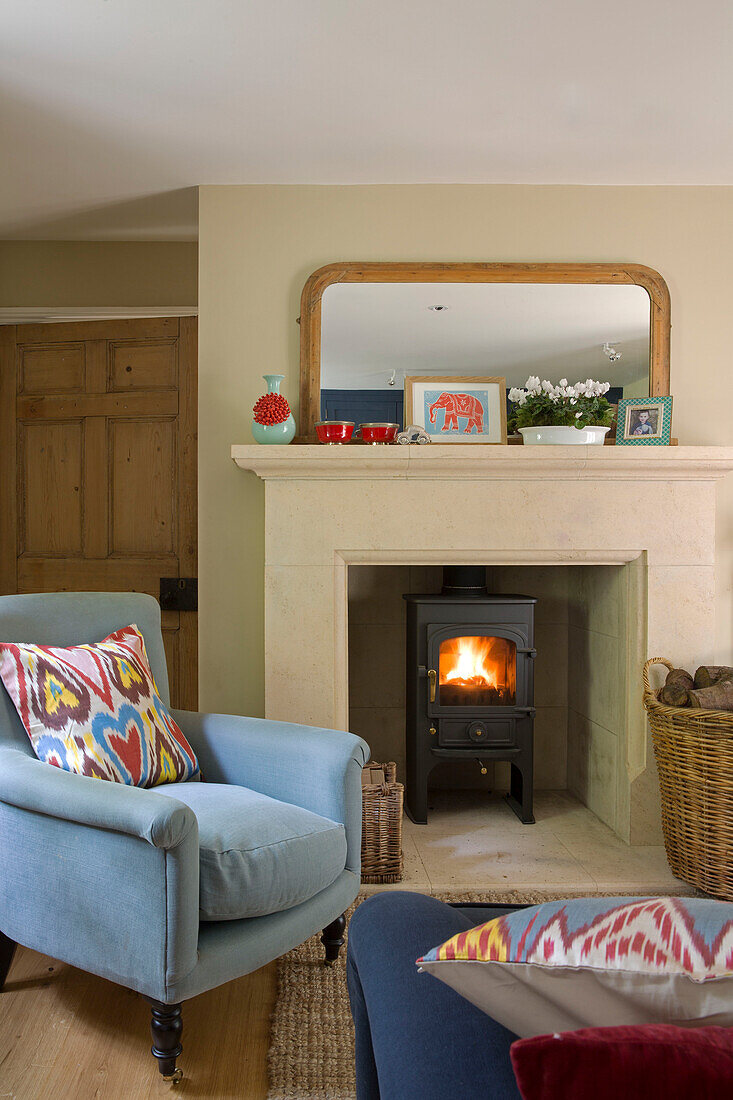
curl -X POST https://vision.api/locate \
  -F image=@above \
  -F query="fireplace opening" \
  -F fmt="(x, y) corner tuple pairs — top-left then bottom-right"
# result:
(346, 559), (646, 845)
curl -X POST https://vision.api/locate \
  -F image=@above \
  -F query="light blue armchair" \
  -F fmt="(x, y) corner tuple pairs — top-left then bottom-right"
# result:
(0, 593), (369, 1081)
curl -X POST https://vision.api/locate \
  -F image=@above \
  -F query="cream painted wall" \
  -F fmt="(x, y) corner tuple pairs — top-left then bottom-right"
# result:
(0, 241), (198, 306)
(198, 185), (733, 716)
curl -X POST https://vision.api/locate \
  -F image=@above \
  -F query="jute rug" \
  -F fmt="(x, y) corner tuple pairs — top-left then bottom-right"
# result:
(266, 889), (642, 1100)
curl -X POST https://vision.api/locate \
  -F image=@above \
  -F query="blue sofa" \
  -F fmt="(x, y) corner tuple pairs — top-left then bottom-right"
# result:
(347, 891), (527, 1100)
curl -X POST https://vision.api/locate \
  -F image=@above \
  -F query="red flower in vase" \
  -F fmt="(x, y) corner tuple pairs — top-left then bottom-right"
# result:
(253, 392), (290, 426)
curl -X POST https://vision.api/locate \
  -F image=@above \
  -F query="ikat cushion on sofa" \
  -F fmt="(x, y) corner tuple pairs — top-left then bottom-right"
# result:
(0, 624), (199, 787)
(418, 896), (733, 1037)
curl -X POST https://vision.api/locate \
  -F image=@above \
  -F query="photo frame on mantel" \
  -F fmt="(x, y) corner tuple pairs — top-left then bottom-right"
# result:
(616, 396), (673, 446)
(404, 375), (507, 444)
(298, 261), (671, 442)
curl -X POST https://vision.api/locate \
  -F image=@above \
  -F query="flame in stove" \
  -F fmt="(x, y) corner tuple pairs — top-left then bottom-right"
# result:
(441, 636), (501, 688)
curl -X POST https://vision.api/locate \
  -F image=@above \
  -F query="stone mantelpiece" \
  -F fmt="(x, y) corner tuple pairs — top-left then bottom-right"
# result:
(231, 444), (733, 480)
(232, 444), (733, 843)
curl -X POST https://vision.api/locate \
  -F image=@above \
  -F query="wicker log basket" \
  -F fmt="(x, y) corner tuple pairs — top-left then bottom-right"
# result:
(643, 657), (733, 901)
(360, 761), (404, 884)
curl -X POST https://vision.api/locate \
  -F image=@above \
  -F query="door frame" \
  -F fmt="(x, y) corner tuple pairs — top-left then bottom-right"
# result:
(0, 307), (198, 324)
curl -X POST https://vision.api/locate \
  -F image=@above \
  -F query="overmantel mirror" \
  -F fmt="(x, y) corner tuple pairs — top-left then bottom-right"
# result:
(299, 262), (670, 441)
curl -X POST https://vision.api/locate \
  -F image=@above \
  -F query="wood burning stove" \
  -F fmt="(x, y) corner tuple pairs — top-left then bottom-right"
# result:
(404, 567), (537, 825)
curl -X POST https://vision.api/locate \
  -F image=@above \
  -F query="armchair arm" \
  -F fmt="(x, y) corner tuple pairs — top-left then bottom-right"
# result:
(0, 747), (200, 1002)
(0, 747), (195, 848)
(172, 710), (369, 874)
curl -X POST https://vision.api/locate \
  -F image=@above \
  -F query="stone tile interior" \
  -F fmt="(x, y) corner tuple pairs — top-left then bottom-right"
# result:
(362, 790), (690, 896)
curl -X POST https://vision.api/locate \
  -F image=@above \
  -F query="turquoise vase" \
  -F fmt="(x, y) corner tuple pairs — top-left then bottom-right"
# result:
(251, 374), (296, 444)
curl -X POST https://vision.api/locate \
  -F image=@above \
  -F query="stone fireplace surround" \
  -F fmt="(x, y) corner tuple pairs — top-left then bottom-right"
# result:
(232, 445), (733, 845)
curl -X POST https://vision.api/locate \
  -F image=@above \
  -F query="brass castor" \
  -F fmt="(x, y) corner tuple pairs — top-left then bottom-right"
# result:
(162, 1068), (183, 1084)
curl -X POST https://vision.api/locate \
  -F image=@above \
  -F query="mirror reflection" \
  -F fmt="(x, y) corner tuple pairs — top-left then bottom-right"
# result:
(320, 282), (650, 426)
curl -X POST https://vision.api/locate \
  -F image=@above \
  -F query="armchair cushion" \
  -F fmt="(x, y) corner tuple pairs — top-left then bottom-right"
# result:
(155, 781), (347, 921)
(0, 624), (199, 787)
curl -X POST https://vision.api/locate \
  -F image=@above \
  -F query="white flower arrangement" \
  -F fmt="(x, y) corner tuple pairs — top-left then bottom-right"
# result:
(508, 377), (614, 431)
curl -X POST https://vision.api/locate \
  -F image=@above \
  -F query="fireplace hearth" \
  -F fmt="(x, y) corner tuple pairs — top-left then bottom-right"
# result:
(404, 567), (537, 825)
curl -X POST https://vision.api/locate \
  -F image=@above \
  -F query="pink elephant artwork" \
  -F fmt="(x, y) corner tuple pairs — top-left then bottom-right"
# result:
(428, 391), (485, 434)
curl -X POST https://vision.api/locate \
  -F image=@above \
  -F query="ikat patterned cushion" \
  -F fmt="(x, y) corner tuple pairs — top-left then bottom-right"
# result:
(0, 624), (199, 787)
(418, 896), (733, 1037)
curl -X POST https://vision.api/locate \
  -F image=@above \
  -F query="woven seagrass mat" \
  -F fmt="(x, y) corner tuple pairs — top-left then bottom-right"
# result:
(266, 888), (643, 1100)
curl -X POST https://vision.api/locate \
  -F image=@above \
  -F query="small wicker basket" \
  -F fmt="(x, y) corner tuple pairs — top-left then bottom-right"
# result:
(360, 761), (404, 884)
(643, 657), (733, 900)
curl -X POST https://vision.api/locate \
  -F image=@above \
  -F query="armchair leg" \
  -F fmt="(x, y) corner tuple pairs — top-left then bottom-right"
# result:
(321, 912), (346, 967)
(0, 930), (17, 989)
(147, 999), (184, 1082)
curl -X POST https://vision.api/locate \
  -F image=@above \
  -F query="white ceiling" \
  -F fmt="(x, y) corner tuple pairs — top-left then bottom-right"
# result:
(321, 282), (650, 391)
(2, 1), (733, 239)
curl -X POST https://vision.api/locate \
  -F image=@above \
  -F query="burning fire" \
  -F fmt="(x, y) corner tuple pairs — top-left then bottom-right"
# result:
(440, 636), (501, 688)
(438, 635), (516, 697)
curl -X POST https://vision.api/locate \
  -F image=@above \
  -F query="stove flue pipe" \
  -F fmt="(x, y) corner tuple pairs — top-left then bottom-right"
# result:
(441, 566), (488, 597)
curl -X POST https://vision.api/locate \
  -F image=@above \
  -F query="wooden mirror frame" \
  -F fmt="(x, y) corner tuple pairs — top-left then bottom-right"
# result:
(299, 262), (670, 441)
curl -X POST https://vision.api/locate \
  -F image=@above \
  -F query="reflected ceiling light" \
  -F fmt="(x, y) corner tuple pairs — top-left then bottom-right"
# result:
(602, 342), (622, 361)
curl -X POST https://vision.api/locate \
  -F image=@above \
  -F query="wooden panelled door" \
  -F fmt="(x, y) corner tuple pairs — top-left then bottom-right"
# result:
(0, 317), (198, 710)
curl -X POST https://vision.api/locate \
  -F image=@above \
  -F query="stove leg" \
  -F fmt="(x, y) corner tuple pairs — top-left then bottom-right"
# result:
(405, 785), (428, 824)
(506, 762), (535, 824)
(406, 753), (430, 823)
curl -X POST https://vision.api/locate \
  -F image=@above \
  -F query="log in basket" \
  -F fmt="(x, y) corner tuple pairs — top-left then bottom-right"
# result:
(643, 657), (733, 901)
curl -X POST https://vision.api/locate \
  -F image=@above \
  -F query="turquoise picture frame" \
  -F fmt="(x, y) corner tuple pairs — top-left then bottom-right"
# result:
(616, 396), (673, 446)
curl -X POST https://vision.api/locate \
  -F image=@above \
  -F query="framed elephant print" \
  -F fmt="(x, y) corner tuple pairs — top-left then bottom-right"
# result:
(404, 376), (507, 444)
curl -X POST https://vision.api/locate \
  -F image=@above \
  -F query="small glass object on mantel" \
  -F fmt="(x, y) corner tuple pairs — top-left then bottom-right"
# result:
(251, 374), (296, 444)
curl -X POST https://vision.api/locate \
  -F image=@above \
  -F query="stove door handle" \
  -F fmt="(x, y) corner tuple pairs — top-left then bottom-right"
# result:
(427, 668), (437, 703)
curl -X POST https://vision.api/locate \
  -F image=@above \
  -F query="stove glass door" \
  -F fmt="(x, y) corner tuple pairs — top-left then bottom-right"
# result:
(438, 634), (517, 706)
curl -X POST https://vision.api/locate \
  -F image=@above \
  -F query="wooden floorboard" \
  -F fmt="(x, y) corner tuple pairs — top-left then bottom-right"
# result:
(0, 947), (276, 1099)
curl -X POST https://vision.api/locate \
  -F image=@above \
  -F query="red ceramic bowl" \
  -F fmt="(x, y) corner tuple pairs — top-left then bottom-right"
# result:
(315, 420), (355, 444)
(357, 422), (400, 444)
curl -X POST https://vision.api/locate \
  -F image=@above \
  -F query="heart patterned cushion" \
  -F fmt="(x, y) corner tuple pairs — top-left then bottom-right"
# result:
(0, 624), (199, 787)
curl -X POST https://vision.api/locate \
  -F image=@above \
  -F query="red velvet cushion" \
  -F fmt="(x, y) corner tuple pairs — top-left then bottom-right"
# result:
(510, 1025), (733, 1100)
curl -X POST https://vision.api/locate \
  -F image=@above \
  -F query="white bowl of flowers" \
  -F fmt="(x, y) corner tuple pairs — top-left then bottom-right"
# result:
(509, 377), (614, 445)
